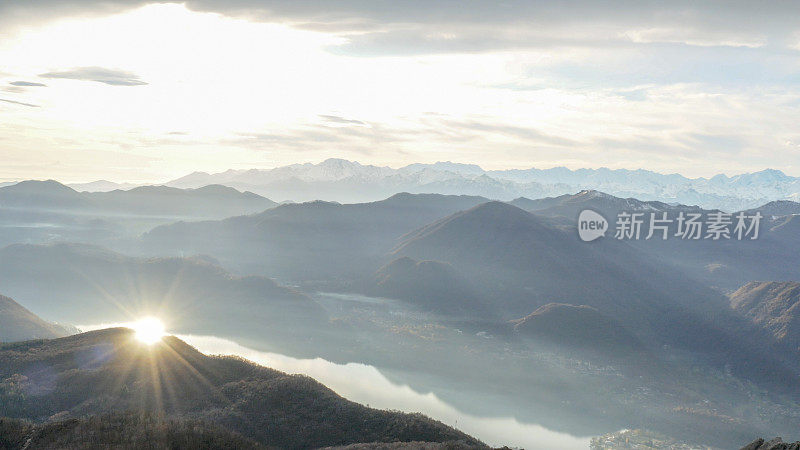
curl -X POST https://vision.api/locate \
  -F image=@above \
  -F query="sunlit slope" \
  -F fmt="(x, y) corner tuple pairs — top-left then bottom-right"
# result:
(731, 281), (800, 352)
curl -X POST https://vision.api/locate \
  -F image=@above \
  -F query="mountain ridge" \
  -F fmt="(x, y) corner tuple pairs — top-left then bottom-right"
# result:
(158, 160), (800, 210)
(0, 180), (276, 219)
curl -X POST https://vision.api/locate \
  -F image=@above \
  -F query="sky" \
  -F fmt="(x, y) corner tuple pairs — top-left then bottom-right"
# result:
(1, 1), (800, 182)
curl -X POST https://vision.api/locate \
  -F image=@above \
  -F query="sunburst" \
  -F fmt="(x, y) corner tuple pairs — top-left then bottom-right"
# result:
(132, 317), (166, 345)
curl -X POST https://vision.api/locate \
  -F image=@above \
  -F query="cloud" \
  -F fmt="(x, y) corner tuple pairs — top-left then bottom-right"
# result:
(620, 27), (767, 48)
(0, 98), (39, 107)
(2, 1), (800, 55)
(1, 1), (799, 179)
(438, 120), (579, 147)
(319, 115), (366, 126)
(229, 114), (581, 160)
(190, 1), (798, 56)
(10, 81), (47, 87)
(39, 66), (147, 86)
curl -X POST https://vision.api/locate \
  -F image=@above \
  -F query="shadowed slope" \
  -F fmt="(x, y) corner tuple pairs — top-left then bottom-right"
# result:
(511, 303), (645, 356)
(0, 414), (265, 449)
(393, 202), (800, 391)
(365, 257), (492, 318)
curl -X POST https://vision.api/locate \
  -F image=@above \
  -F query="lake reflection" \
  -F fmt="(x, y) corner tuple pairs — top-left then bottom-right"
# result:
(179, 334), (591, 450)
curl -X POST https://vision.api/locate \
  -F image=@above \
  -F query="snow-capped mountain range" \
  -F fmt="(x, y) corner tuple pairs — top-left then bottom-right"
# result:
(81, 159), (800, 211)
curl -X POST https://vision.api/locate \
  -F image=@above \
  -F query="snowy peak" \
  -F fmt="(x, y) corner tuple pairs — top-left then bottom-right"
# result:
(160, 159), (800, 211)
(400, 161), (486, 176)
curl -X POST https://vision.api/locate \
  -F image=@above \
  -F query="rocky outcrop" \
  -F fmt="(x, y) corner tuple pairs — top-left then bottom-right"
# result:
(741, 437), (800, 450)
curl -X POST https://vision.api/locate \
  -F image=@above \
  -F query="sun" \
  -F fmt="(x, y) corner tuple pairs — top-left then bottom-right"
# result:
(132, 317), (166, 345)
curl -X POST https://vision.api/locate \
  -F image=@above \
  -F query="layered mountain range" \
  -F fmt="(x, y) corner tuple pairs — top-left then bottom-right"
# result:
(0, 180), (278, 249)
(2, 176), (800, 446)
(0, 180), (275, 218)
(94, 194), (800, 393)
(151, 159), (800, 210)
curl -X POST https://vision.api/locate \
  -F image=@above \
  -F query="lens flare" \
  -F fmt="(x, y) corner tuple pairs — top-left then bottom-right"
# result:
(132, 317), (166, 345)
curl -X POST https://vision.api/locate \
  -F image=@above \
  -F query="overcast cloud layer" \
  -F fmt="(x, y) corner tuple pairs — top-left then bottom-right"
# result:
(0, 1), (799, 182)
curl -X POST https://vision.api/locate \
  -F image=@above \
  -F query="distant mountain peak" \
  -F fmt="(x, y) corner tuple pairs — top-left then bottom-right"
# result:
(575, 189), (613, 199)
(9, 179), (75, 193)
(320, 157), (362, 167)
(401, 161), (486, 175)
(756, 168), (787, 177)
(451, 201), (534, 224)
(0, 294), (74, 342)
(157, 159), (800, 210)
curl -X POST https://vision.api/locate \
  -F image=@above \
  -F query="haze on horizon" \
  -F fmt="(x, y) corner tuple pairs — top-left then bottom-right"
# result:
(2, 1), (800, 183)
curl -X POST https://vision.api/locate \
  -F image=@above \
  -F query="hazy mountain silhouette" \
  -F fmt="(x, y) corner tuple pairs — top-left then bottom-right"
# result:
(0, 180), (276, 219)
(0, 180), (91, 209)
(0, 294), (75, 342)
(0, 329), (482, 449)
(0, 243), (330, 356)
(68, 179), (141, 191)
(143, 193), (490, 280)
(0, 180), (278, 249)
(166, 158), (550, 204)
(87, 184), (276, 218)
